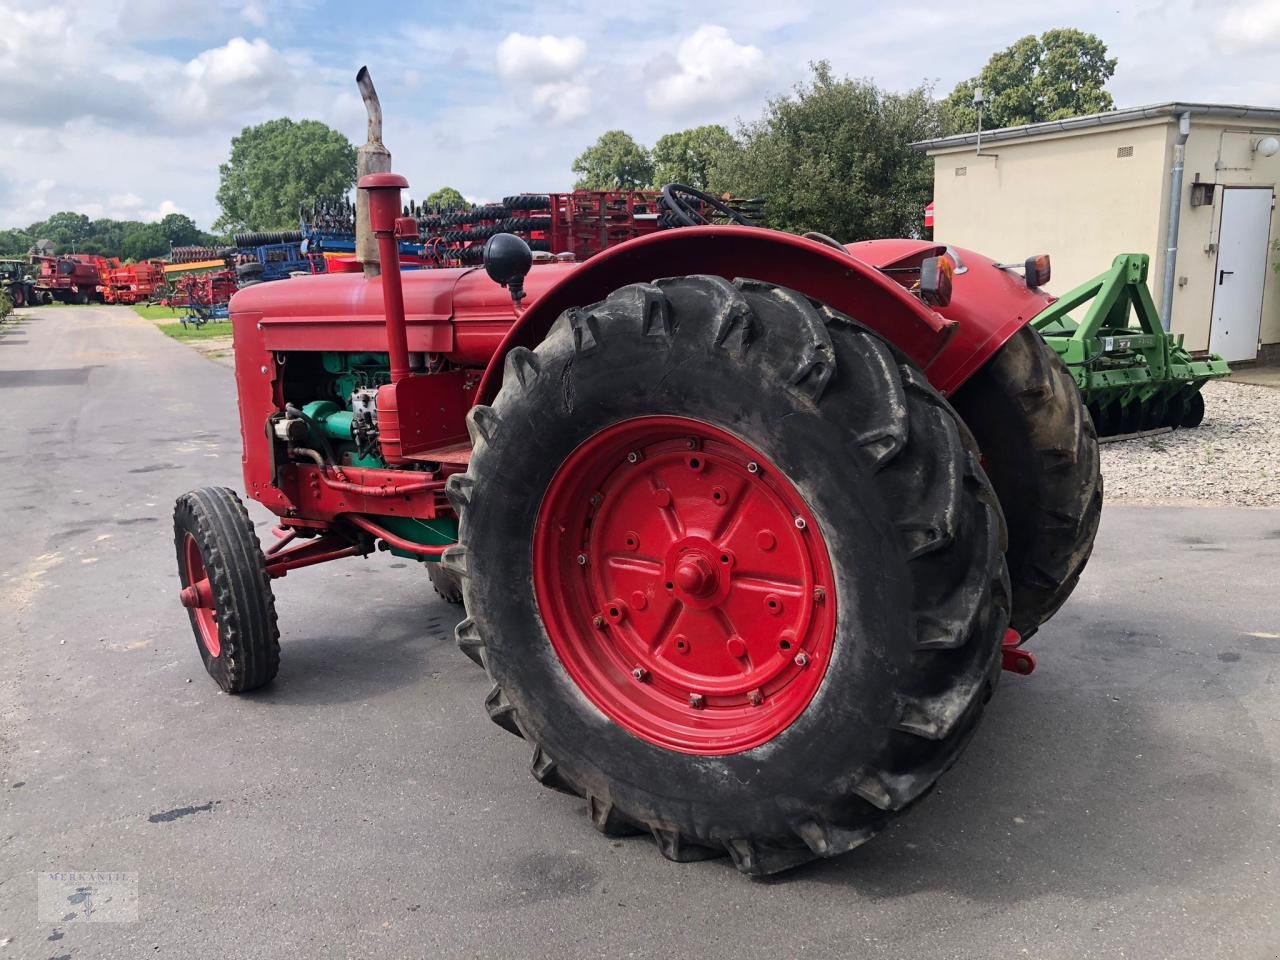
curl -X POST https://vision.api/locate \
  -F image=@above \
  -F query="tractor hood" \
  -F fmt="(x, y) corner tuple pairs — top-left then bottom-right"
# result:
(229, 260), (582, 367)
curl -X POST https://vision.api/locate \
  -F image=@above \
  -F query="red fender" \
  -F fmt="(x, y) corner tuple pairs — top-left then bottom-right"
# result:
(476, 226), (957, 407)
(847, 239), (1055, 395)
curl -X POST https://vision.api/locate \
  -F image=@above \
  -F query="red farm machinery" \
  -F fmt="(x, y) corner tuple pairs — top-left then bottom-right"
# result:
(174, 69), (1102, 876)
(102, 259), (167, 305)
(33, 253), (111, 304)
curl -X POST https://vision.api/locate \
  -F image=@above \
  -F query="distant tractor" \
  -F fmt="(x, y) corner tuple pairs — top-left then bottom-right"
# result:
(0, 259), (39, 308)
(174, 70), (1100, 876)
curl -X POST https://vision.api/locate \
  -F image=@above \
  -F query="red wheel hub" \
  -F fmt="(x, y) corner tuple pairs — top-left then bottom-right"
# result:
(181, 533), (220, 658)
(533, 417), (836, 755)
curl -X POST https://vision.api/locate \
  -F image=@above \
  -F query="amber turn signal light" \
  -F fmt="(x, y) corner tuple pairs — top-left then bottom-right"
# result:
(919, 255), (954, 308)
(1024, 254), (1050, 289)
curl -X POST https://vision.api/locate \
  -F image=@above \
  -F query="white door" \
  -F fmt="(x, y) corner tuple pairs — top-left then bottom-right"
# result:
(1210, 187), (1273, 362)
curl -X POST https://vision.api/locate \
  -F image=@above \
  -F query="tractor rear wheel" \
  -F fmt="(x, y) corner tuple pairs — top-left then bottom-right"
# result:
(444, 277), (1009, 875)
(173, 487), (280, 693)
(950, 326), (1102, 637)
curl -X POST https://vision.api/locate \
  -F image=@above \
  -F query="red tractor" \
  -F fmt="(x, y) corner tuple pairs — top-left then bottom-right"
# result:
(174, 79), (1099, 877)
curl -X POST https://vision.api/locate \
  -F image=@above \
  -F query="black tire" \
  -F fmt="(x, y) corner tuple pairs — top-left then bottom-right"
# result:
(74, 290), (89, 305)
(10, 285), (25, 308)
(426, 562), (463, 605)
(236, 260), (264, 279)
(443, 276), (1009, 875)
(174, 487), (280, 693)
(950, 327), (1102, 637)
(1180, 389), (1205, 427)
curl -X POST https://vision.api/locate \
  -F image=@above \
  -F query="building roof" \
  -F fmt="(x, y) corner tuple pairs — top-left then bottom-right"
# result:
(912, 101), (1280, 153)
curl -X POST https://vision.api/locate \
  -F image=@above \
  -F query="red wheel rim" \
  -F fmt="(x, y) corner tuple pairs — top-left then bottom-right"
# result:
(182, 533), (220, 658)
(533, 416), (836, 755)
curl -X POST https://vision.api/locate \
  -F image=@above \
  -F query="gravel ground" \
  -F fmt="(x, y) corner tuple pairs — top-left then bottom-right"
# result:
(1101, 379), (1280, 506)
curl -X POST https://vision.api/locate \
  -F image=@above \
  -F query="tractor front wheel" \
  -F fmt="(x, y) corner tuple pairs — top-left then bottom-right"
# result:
(445, 277), (1009, 875)
(174, 487), (280, 693)
(427, 562), (463, 605)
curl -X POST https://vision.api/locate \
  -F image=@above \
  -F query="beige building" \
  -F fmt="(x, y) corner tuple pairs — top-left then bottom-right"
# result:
(914, 103), (1280, 362)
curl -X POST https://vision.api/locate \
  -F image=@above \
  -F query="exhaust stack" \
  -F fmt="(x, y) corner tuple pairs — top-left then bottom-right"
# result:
(355, 66), (391, 280)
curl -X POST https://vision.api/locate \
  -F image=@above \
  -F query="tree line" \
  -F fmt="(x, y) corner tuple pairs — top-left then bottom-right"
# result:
(0, 212), (219, 261)
(566, 29), (1115, 242)
(0, 28), (1114, 257)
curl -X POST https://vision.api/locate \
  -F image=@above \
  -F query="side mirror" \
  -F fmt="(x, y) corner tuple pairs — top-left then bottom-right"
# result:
(484, 233), (533, 304)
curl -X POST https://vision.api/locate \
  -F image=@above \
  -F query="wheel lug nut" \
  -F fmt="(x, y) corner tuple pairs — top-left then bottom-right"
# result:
(577, 554), (588, 566)
(794, 516), (807, 530)
(627, 450), (640, 463)
(748, 689), (764, 706)
(813, 587), (826, 603)
(747, 461), (759, 474)
(631, 667), (648, 681)
(593, 615), (605, 629)
(794, 652), (810, 668)
(688, 693), (705, 709)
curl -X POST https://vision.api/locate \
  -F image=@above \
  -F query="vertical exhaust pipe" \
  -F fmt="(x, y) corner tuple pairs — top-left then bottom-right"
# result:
(355, 67), (391, 280)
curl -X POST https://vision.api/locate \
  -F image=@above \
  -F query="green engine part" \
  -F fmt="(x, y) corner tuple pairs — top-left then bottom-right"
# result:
(298, 398), (383, 468)
(297, 396), (459, 562)
(1031, 253), (1230, 436)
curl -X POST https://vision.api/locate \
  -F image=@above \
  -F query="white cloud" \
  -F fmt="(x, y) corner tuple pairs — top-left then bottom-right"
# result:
(241, 1), (267, 27)
(496, 32), (587, 81)
(184, 36), (274, 86)
(1215, 0), (1280, 51)
(646, 25), (771, 114)
(108, 192), (146, 212)
(531, 81), (592, 124)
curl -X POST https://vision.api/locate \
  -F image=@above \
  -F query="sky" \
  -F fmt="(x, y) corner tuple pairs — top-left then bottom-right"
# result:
(1, 0), (1278, 231)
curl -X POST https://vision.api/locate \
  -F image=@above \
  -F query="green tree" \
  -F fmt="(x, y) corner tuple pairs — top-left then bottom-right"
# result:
(0, 228), (32, 256)
(940, 29), (1117, 134)
(157, 213), (206, 247)
(120, 224), (170, 261)
(31, 211), (92, 251)
(571, 130), (654, 190)
(215, 118), (356, 232)
(651, 125), (741, 192)
(720, 61), (938, 241)
(424, 187), (467, 209)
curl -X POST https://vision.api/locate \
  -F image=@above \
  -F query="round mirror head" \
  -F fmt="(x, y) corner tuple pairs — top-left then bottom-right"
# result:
(483, 233), (533, 287)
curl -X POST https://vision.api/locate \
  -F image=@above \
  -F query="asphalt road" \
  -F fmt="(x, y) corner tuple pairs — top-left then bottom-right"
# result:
(2, 305), (1278, 959)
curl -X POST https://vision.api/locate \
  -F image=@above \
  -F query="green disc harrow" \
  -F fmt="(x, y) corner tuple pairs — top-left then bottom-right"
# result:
(1032, 253), (1230, 437)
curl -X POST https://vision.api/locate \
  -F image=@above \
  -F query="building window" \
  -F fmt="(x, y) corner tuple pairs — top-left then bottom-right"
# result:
(1117, 145), (1134, 158)
(955, 166), (967, 176)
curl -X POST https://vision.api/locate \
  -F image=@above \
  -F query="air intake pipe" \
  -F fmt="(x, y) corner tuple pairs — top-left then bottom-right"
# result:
(359, 172), (414, 384)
